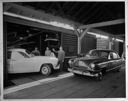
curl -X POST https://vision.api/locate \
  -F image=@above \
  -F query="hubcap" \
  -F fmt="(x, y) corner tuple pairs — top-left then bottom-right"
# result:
(42, 66), (49, 75)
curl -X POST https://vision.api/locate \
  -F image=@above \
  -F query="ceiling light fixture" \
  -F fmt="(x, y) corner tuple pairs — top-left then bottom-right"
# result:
(115, 38), (124, 42)
(87, 31), (108, 39)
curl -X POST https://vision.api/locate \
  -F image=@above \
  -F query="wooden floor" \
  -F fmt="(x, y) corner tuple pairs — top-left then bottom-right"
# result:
(4, 67), (125, 99)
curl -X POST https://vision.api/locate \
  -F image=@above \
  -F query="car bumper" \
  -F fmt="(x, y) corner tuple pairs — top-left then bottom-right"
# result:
(53, 65), (60, 70)
(68, 68), (99, 77)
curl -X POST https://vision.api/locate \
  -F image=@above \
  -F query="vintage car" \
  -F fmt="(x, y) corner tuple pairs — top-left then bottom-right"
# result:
(68, 49), (124, 80)
(7, 48), (59, 76)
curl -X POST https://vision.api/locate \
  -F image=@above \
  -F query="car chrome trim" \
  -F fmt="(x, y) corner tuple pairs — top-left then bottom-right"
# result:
(98, 61), (113, 65)
(106, 65), (122, 72)
(98, 59), (122, 66)
(68, 68), (98, 77)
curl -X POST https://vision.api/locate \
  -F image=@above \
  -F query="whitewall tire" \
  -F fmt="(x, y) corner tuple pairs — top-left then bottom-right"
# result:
(40, 64), (52, 76)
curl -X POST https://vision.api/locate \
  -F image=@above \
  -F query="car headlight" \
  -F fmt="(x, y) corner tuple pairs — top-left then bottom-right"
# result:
(68, 60), (73, 64)
(90, 63), (95, 70)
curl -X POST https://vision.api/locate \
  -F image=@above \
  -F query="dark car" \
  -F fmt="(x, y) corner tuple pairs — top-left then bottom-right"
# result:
(68, 49), (124, 80)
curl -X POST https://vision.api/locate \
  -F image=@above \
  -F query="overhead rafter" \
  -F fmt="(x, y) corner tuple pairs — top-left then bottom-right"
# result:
(67, 3), (79, 15)
(73, 3), (88, 18)
(78, 3), (98, 23)
(55, 2), (65, 16)
(102, 4), (115, 19)
(81, 3), (104, 24)
(46, 2), (55, 13)
(79, 19), (125, 29)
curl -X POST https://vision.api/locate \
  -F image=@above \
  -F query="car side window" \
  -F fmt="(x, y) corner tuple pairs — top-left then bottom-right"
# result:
(108, 52), (113, 59)
(19, 52), (29, 58)
(91, 51), (99, 57)
(100, 52), (108, 58)
(11, 51), (25, 60)
(112, 52), (118, 59)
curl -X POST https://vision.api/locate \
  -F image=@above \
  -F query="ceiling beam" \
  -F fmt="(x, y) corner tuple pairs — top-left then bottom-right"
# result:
(79, 19), (125, 29)
(116, 34), (125, 36)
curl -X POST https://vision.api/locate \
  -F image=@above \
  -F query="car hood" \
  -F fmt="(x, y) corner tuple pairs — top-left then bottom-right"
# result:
(79, 56), (100, 60)
(73, 56), (107, 64)
(30, 56), (58, 61)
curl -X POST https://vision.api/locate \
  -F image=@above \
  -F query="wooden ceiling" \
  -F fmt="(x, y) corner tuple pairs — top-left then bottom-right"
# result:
(15, 2), (125, 36)
(17, 2), (125, 24)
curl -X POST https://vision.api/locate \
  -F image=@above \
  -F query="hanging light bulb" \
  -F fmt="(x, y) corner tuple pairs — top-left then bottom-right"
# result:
(20, 37), (23, 40)
(46, 34), (48, 38)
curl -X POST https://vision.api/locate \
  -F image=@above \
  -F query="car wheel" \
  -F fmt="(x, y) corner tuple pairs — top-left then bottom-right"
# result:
(40, 64), (52, 76)
(97, 72), (103, 81)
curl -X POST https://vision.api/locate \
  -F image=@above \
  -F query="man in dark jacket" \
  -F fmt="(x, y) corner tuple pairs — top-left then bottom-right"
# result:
(53, 46), (65, 71)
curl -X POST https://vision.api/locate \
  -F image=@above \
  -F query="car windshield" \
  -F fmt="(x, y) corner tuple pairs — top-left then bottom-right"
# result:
(86, 50), (109, 58)
(19, 51), (30, 58)
(26, 50), (31, 55)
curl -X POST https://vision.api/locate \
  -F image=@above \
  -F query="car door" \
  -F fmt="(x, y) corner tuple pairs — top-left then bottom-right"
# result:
(112, 52), (122, 68)
(107, 52), (118, 71)
(107, 52), (115, 71)
(11, 51), (35, 73)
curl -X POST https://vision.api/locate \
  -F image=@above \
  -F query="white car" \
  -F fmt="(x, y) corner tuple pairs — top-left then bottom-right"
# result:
(7, 48), (60, 76)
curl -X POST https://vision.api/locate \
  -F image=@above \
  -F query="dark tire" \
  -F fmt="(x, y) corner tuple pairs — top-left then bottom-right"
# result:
(40, 64), (52, 76)
(97, 72), (103, 81)
(73, 73), (81, 76)
(101, 68), (106, 75)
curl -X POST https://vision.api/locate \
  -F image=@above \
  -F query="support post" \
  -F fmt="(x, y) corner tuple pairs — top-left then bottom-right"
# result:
(77, 37), (81, 54)
(109, 37), (112, 50)
(75, 28), (90, 54)
(74, 28), (81, 54)
(80, 28), (90, 40)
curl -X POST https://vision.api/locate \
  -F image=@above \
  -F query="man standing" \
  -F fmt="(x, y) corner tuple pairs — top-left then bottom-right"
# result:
(31, 47), (40, 56)
(45, 47), (51, 56)
(53, 46), (65, 71)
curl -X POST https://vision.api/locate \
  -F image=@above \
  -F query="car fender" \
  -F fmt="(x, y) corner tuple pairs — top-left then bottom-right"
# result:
(97, 61), (109, 71)
(29, 56), (58, 71)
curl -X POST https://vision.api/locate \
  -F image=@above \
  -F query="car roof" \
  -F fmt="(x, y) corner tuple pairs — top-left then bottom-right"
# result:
(90, 49), (116, 52)
(8, 48), (26, 52)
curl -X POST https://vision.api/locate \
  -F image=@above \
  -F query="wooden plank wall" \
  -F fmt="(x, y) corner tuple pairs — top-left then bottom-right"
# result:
(81, 35), (96, 54)
(97, 38), (109, 49)
(62, 33), (78, 56)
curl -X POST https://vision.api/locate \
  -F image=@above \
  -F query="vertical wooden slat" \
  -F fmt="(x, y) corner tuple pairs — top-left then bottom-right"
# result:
(81, 35), (96, 54)
(62, 33), (77, 56)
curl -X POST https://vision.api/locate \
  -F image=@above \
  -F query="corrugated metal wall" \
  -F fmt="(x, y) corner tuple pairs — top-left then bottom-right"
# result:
(62, 33), (78, 56)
